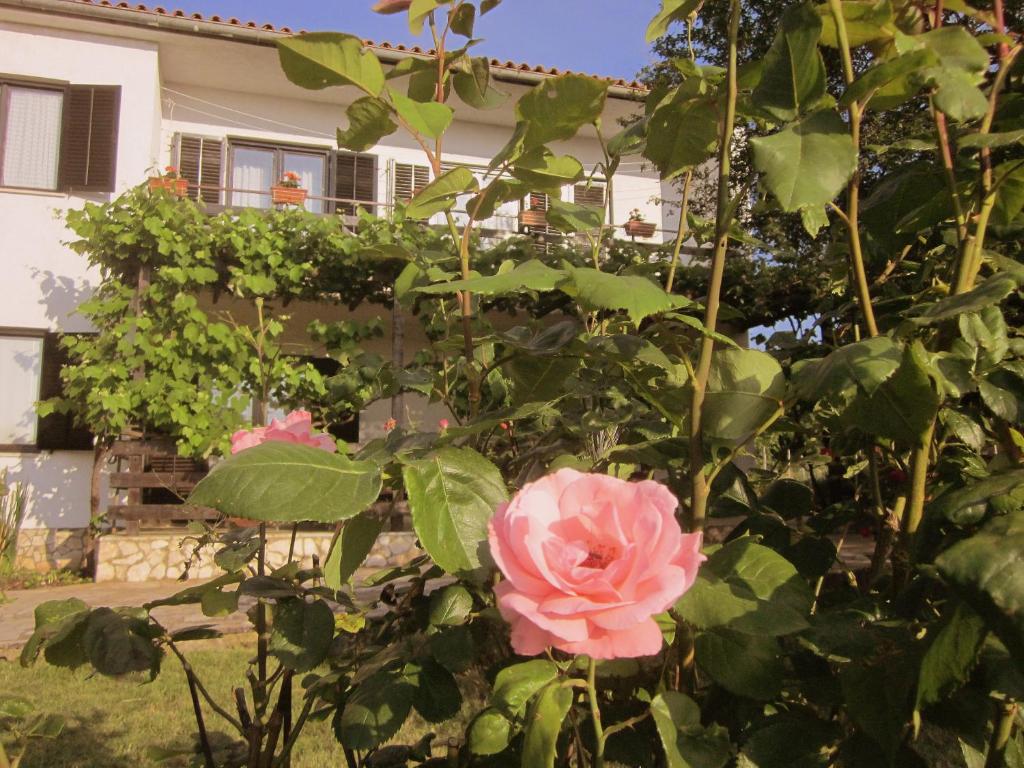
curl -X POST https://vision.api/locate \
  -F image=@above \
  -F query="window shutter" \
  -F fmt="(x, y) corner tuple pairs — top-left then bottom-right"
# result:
(36, 333), (94, 451)
(574, 183), (605, 209)
(58, 85), (120, 192)
(394, 163), (430, 203)
(177, 134), (224, 204)
(334, 152), (376, 216)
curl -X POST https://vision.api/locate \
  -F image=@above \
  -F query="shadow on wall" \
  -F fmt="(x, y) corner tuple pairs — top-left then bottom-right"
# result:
(31, 268), (95, 329)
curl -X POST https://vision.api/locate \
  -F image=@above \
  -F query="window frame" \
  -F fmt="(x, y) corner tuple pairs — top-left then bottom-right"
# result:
(225, 138), (332, 211)
(0, 326), (47, 453)
(0, 77), (69, 193)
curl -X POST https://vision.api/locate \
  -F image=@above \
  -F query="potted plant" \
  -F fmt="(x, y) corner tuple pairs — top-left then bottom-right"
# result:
(147, 166), (189, 196)
(271, 171), (308, 205)
(623, 208), (657, 238)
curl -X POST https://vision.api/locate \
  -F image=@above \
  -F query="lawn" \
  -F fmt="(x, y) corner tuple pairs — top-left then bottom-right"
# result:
(0, 634), (469, 767)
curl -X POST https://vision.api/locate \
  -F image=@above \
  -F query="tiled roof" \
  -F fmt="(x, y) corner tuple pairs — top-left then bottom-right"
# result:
(52, 0), (648, 91)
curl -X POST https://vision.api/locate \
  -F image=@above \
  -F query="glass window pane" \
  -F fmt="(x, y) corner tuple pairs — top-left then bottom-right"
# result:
(0, 335), (43, 445)
(231, 147), (274, 209)
(2, 87), (63, 190)
(282, 152), (325, 214)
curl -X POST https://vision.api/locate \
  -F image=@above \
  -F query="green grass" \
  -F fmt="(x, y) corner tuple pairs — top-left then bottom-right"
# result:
(0, 634), (474, 767)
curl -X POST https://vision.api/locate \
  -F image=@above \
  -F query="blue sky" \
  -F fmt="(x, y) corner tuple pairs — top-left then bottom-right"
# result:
(173, 1), (662, 82)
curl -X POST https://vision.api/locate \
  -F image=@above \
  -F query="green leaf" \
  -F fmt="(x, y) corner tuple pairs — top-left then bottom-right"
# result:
(935, 509), (1024, 667)
(521, 681), (573, 768)
(468, 708), (513, 755)
(516, 73), (609, 149)
(511, 147), (585, 191)
(703, 348), (785, 445)
(417, 260), (566, 296)
(449, 2), (475, 35)
(507, 354), (581, 406)
(738, 715), (839, 768)
(454, 57), (507, 109)
(561, 268), (694, 326)
(402, 447), (508, 574)
(188, 442), (382, 524)
(932, 470), (1024, 524)
(959, 129), (1024, 149)
(644, 97), (720, 179)
(793, 336), (902, 400)
(751, 110), (857, 212)
(338, 670), (415, 750)
(840, 657), (914, 764)
(277, 33), (385, 96)
(695, 628), (782, 700)
(545, 198), (604, 233)
(336, 97), (398, 152)
(920, 26), (990, 74)
(652, 691), (733, 768)
(675, 538), (813, 636)
(761, 478), (813, 519)
(491, 659), (559, 718)
(910, 275), (1019, 325)
(429, 584), (474, 626)
(389, 89), (454, 139)
(213, 537), (260, 572)
(411, 658), (463, 722)
(465, 178), (530, 220)
(82, 608), (161, 677)
(646, 0), (703, 42)
(409, 0), (450, 35)
(430, 625), (475, 673)
(20, 599), (90, 668)
(993, 161), (1024, 225)
(931, 67), (989, 122)
(915, 602), (987, 711)
(752, 2), (827, 122)
(405, 166), (479, 219)
(324, 511), (383, 590)
(817, 0), (895, 48)
(840, 49), (938, 110)
(200, 588), (238, 618)
(268, 599), (334, 672)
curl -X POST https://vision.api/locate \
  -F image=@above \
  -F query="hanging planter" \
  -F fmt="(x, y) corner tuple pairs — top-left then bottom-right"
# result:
(273, 171), (307, 206)
(148, 166), (189, 196)
(623, 219), (656, 238)
(519, 209), (548, 228)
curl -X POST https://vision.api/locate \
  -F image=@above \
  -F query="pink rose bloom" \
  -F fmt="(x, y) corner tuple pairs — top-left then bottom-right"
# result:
(488, 469), (704, 660)
(230, 410), (337, 455)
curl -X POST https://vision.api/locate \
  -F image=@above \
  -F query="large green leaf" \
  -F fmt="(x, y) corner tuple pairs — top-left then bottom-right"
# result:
(930, 67), (989, 122)
(408, 0), (450, 35)
(336, 97), (398, 152)
(277, 33), (385, 96)
(545, 198), (604, 233)
(491, 659), (559, 718)
(920, 26), (990, 74)
(560, 268), (693, 326)
(752, 2), (827, 122)
(738, 715), (838, 768)
(20, 598), (90, 669)
(511, 148), (585, 191)
(389, 89), (454, 139)
(646, 0), (703, 42)
(816, 0), (895, 48)
(338, 670), (415, 750)
(839, 657), (914, 764)
(915, 601), (987, 711)
(323, 511), (382, 589)
(269, 599), (334, 672)
(81, 608), (161, 678)
(402, 447), (507, 574)
(935, 509), (1024, 667)
(909, 275), (1019, 325)
(695, 628), (783, 700)
(507, 354), (581, 406)
(405, 166), (479, 219)
(703, 348), (786, 445)
(751, 110), (857, 212)
(521, 681), (573, 768)
(410, 659), (463, 723)
(516, 73), (609, 149)
(417, 260), (565, 296)
(675, 538), (813, 636)
(189, 442), (381, 523)
(651, 691), (733, 768)
(453, 57), (507, 109)
(792, 336), (902, 400)
(840, 49), (938, 110)
(644, 97), (720, 180)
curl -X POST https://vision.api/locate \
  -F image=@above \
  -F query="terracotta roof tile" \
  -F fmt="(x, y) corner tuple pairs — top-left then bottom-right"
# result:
(53, 0), (647, 90)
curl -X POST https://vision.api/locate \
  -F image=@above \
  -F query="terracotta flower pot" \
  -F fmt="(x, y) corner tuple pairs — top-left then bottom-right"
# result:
(148, 177), (189, 196)
(624, 220), (657, 238)
(519, 209), (549, 228)
(272, 186), (308, 205)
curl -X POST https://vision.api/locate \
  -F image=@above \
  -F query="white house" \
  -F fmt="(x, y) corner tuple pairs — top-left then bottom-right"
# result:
(0, 0), (678, 577)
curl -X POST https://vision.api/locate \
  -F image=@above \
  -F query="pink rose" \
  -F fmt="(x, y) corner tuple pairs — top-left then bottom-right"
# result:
(488, 469), (704, 660)
(230, 410), (337, 455)
(371, 0), (412, 13)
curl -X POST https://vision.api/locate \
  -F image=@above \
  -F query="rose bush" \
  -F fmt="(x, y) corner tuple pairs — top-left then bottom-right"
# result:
(229, 409), (336, 454)
(489, 469), (703, 659)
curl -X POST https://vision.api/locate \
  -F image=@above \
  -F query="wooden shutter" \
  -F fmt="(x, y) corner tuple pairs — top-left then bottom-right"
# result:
(58, 85), (120, 192)
(177, 134), (223, 204)
(394, 162), (430, 203)
(574, 183), (605, 208)
(334, 152), (376, 215)
(36, 333), (94, 451)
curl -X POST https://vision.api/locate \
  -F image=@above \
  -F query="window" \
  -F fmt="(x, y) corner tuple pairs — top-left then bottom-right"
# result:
(574, 182), (606, 210)
(334, 152), (376, 216)
(176, 135), (223, 205)
(228, 142), (328, 214)
(0, 80), (120, 192)
(393, 162), (430, 203)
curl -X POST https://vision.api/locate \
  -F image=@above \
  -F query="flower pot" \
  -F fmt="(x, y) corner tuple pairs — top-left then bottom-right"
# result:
(624, 220), (657, 238)
(519, 209), (549, 229)
(272, 186), (308, 206)
(148, 177), (189, 196)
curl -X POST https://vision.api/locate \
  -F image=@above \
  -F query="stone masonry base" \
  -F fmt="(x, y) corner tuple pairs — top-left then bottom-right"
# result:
(94, 530), (422, 583)
(14, 528), (87, 573)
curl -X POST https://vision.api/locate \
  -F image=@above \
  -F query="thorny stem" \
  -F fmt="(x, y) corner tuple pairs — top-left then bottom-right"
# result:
(665, 171), (693, 293)
(272, 693), (315, 768)
(901, 419), (936, 563)
(167, 638), (245, 734)
(185, 666), (217, 768)
(586, 657), (606, 768)
(688, 0), (740, 531)
(828, 0), (878, 338)
(985, 700), (1019, 768)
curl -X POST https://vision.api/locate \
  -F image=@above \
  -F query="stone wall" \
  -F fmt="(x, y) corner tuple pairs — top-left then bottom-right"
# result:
(94, 530), (422, 583)
(14, 528), (87, 573)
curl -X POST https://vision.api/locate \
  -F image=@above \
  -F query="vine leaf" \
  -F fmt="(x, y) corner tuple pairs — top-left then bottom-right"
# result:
(752, 1), (827, 122)
(277, 33), (385, 96)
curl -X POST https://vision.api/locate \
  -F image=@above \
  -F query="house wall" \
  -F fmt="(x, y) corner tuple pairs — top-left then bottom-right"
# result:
(0, 11), (670, 570)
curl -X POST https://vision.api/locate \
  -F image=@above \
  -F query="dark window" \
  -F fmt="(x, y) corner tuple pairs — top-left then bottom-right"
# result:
(58, 85), (120, 192)
(176, 134), (224, 205)
(393, 162), (430, 203)
(334, 152), (377, 216)
(37, 333), (94, 451)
